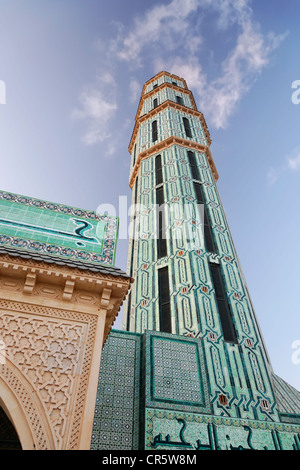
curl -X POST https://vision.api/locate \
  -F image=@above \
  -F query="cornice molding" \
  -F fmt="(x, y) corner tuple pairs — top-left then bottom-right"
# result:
(134, 82), (198, 122)
(0, 253), (132, 342)
(129, 99), (212, 155)
(129, 135), (219, 189)
(0, 252), (132, 286)
(142, 71), (188, 93)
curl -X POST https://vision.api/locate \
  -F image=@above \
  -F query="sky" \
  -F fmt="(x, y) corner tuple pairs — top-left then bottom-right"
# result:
(0, 0), (299, 391)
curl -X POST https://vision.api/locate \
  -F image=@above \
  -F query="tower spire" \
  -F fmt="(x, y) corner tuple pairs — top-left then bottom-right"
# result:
(122, 71), (280, 422)
(91, 72), (300, 451)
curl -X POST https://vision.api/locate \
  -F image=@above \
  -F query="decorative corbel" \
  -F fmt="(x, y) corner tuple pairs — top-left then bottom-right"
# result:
(63, 279), (75, 301)
(23, 272), (37, 294)
(100, 288), (112, 309)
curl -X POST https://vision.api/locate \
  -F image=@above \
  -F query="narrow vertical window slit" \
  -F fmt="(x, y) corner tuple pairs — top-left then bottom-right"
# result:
(158, 266), (172, 333)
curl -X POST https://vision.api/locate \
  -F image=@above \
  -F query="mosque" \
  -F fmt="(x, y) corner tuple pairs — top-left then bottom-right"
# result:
(0, 72), (299, 450)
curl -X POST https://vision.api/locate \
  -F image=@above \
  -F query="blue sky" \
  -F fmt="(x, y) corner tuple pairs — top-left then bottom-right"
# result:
(0, 0), (299, 390)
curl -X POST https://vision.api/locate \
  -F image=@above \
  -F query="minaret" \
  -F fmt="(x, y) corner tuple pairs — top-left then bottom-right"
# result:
(122, 71), (280, 422)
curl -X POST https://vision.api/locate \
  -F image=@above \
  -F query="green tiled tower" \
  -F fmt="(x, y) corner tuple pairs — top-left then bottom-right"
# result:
(91, 72), (300, 451)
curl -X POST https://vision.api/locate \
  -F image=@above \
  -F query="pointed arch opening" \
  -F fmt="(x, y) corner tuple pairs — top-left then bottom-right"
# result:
(0, 405), (22, 450)
(0, 375), (36, 450)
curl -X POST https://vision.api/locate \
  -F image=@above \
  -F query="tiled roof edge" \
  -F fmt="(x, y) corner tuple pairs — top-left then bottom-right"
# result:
(0, 245), (131, 279)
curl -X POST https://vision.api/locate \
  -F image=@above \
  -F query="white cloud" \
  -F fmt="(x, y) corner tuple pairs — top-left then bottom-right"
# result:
(115, 0), (199, 63)
(267, 167), (283, 186)
(112, 0), (286, 129)
(200, 21), (286, 129)
(72, 86), (118, 146)
(100, 72), (117, 86)
(75, 0), (287, 149)
(287, 147), (300, 171)
(154, 55), (206, 90)
(129, 79), (141, 104)
(267, 147), (300, 185)
(186, 35), (203, 54)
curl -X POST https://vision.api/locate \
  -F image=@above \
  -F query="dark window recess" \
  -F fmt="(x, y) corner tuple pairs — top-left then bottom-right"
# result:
(134, 176), (139, 201)
(158, 267), (172, 333)
(133, 144), (137, 166)
(126, 292), (131, 331)
(156, 186), (167, 259)
(129, 238), (135, 278)
(176, 95), (184, 106)
(194, 182), (216, 253)
(156, 184), (164, 206)
(172, 81), (177, 86)
(152, 120), (158, 142)
(194, 181), (205, 204)
(0, 407), (22, 450)
(209, 263), (238, 344)
(129, 176), (138, 277)
(187, 151), (200, 181)
(153, 98), (158, 108)
(155, 154), (163, 185)
(153, 83), (158, 89)
(183, 117), (192, 138)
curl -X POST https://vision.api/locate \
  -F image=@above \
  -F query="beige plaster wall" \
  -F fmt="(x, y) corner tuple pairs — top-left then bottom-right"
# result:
(0, 254), (130, 450)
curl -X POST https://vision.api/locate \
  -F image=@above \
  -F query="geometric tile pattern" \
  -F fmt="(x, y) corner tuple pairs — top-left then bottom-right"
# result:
(143, 331), (211, 414)
(152, 337), (203, 404)
(273, 374), (300, 415)
(273, 374), (300, 425)
(122, 71), (289, 424)
(101, 71), (300, 450)
(90, 329), (300, 450)
(0, 190), (119, 266)
(90, 331), (141, 450)
(145, 408), (300, 451)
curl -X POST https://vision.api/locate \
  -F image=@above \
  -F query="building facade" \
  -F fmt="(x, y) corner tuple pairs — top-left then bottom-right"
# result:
(91, 71), (300, 451)
(0, 191), (131, 449)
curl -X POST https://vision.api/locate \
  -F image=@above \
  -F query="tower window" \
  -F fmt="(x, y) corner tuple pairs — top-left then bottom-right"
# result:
(176, 95), (184, 106)
(158, 266), (172, 333)
(183, 117), (192, 138)
(194, 182), (216, 254)
(261, 399), (270, 411)
(209, 263), (238, 344)
(156, 186), (167, 259)
(155, 154), (163, 185)
(219, 394), (228, 406)
(153, 83), (158, 89)
(187, 151), (200, 181)
(129, 177), (138, 276)
(153, 98), (158, 108)
(152, 120), (158, 142)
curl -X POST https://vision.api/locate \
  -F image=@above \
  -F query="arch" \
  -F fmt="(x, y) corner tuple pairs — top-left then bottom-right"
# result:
(0, 405), (22, 450)
(0, 377), (34, 450)
(0, 359), (54, 450)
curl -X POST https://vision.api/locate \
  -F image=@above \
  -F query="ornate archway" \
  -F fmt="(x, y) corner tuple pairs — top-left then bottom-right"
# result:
(0, 251), (131, 449)
(0, 361), (53, 450)
(0, 406), (22, 450)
